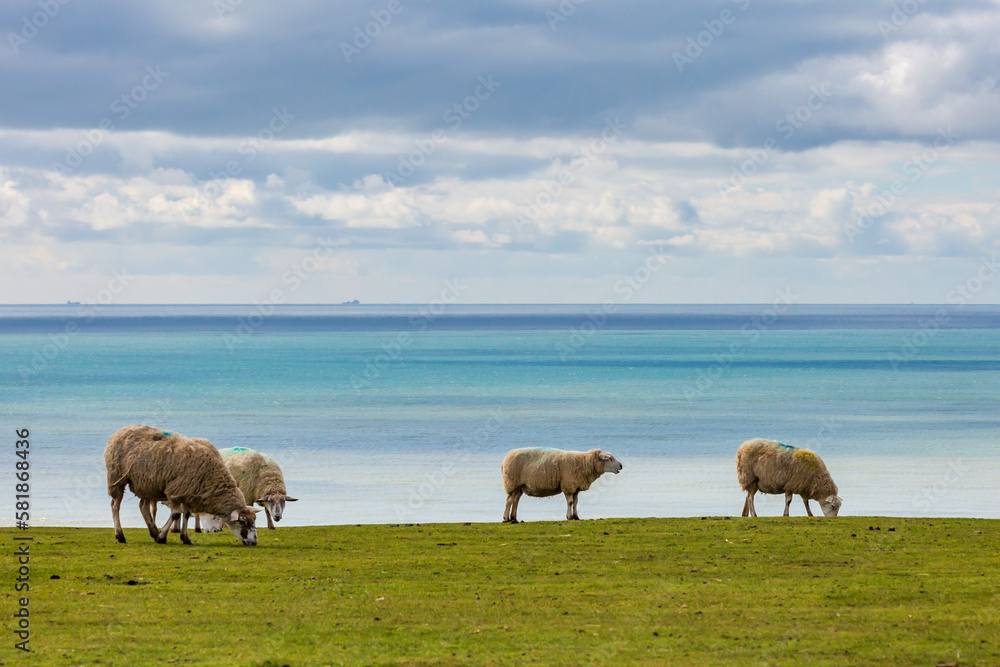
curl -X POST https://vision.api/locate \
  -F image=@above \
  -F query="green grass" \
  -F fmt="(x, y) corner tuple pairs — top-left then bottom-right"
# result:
(3, 517), (998, 666)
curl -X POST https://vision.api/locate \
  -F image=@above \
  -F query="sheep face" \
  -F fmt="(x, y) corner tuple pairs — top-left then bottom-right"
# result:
(223, 506), (261, 546)
(256, 494), (298, 523)
(598, 451), (623, 474)
(820, 495), (843, 517)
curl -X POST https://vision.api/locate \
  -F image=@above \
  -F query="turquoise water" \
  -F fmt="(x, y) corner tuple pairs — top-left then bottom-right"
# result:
(2, 318), (999, 525)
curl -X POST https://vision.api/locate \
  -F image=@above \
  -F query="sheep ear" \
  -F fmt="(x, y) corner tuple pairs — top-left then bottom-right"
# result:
(249, 507), (262, 514)
(255, 497), (269, 504)
(229, 510), (240, 522)
(285, 497), (298, 502)
(598, 451), (612, 461)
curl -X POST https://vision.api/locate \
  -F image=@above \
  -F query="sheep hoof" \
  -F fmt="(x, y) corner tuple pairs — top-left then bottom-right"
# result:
(194, 527), (202, 533)
(115, 533), (126, 544)
(155, 536), (167, 544)
(180, 535), (192, 545)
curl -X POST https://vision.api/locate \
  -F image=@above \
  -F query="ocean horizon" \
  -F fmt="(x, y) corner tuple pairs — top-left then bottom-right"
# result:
(3, 304), (998, 528)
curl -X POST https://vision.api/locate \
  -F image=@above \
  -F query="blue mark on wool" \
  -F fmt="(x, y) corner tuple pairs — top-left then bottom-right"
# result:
(230, 446), (249, 451)
(777, 442), (796, 449)
(161, 431), (173, 436)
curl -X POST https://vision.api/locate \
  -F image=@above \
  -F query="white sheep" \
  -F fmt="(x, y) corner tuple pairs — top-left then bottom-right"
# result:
(501, 447), (623, 523)
(104, 425), (261, 545)
(736, 438), (842, 517)
(198, 447), (297, 531)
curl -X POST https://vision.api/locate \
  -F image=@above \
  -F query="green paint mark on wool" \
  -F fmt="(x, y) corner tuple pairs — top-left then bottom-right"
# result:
(793, 448), (822, 470)
(219, 446), (251, 459)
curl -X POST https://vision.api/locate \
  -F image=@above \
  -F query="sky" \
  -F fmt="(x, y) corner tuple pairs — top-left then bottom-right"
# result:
(1, 0), (999, 304)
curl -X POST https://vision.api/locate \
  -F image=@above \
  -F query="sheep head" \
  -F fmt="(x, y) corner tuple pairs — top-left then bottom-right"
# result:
(597, 450), (623, 474)
(223, 506), (261, 546)
(255, 494), (298, 523)
(819, 495), (843, 517)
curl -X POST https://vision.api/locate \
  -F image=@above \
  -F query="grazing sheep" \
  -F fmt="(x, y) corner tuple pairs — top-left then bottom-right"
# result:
(736, 438), (842, 517)
(501, 448), (623, 523)
(104, 425), (261, 545)
(210, 447), (298, 530)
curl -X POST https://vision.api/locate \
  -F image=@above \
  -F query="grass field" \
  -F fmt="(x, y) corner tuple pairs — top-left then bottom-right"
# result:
(2, 517), (998, 666)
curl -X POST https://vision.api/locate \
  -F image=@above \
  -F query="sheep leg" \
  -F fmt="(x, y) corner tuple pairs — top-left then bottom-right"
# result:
(506, 489), (523, 523)
(194, 515), (202, 533)
(742, 490), (757, 517)
(564, 491), (579, 520)
(503, 489), (519, 523)
(157, 509), (182, 544)
(111, 493), (126, 543)
(138, 499), (159, 540)
(783, 492), (793, 517)
(570, 491), (581, 520)
(802, 497), (813, 517)
(264, 505), (275, 530)
(170, 503), (185, 533)
(179, 510), (192, 545)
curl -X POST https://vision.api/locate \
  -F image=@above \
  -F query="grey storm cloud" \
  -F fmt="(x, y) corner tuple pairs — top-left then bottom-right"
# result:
(1, 0), (995, 145)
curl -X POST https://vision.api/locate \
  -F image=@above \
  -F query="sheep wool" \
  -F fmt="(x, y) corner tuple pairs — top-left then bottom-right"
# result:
(501, 447), (623, 523)
(104, 425), (259, 545)
(217, 447), (297, 529)
(736, 438), (842, 517)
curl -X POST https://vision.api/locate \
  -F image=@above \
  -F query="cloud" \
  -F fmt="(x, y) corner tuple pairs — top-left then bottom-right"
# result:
(1, 1), (999, 302)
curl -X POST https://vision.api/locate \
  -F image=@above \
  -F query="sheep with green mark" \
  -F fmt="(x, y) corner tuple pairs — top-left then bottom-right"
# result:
(104, 425), (260, 546)
(199, 447), (297, 532)
(736, 438), (842, 517)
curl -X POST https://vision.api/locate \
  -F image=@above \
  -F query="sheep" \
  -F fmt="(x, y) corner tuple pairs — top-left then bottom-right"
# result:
(501, 447), (622, 523)
(104, 425), (261, 545)
(736, 438), (843, 517)
(197, 447), (297, 532)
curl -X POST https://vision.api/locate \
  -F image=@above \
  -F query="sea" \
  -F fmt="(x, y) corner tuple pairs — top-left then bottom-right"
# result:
(1, 304), (998, 528)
